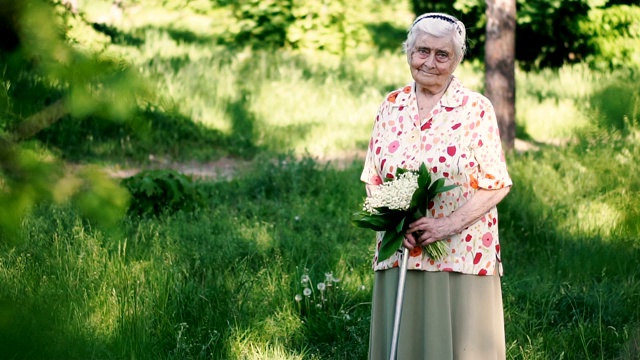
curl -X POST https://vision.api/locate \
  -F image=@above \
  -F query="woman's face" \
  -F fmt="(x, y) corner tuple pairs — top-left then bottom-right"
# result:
(409, 33), (458, 89)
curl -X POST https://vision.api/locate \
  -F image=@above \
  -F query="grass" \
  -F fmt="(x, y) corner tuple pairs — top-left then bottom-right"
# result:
(2, 141), (639, 359)
(2, 1), (640, 359)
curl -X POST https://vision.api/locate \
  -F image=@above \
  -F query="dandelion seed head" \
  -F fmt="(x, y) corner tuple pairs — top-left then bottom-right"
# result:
(317, 282), (326, 291)
(303, 288), (312, 296)
(295, 294), (302, 302)
(325, 271), (340, 283)
(301, 274), (310, 284)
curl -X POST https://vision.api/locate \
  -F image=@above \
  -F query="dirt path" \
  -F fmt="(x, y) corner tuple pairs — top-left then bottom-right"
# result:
(103, 140), (539, 181)
(104, 150), (368, 181)
(105, 157), (252, 180)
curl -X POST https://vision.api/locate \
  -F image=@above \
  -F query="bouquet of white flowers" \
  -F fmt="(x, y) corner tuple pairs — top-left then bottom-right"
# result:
(351, 163), (458, 262)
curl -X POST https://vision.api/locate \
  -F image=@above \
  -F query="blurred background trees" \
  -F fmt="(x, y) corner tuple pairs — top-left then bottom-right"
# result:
(1, 0), (638, 241)
(0, 0), (143, 242)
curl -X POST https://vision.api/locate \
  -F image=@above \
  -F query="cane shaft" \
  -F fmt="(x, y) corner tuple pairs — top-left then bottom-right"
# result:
(389, 247), (409, 360)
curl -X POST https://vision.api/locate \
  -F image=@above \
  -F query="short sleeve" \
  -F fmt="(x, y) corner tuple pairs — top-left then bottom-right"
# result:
(360, 107), (384, 185)
(471, 98), (512, 190)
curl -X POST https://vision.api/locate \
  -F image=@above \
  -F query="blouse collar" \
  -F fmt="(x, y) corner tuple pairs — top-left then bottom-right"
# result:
(390, 76), (467, 109)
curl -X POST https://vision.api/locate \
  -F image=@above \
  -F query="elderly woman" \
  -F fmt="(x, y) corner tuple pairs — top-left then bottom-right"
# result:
(361, 13), (513, 360)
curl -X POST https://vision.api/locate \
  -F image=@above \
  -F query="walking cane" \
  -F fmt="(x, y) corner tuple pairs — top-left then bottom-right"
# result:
(389, 247), (410, 360)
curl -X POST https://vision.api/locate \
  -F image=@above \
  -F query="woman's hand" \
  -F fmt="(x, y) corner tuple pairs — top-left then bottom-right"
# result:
(403, 217), (457, 249)
(402, 187), (511, 250)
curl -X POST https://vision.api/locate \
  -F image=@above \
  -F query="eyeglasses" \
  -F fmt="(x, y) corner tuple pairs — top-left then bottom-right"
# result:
(412, 47), (452, 63)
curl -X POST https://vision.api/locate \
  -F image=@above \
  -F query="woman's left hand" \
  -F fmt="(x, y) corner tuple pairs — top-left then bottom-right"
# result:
(403, 187), (511, 249)
(404, 217), (457, 249)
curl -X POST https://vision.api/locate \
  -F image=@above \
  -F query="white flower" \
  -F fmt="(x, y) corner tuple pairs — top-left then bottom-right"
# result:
(363, 171), (420, 213)
(324, 272), (339, 284)
(295, 294), (302, 302)
(303, 287), (312, 297)
(317, 282), (326, 291)
(301, 274), (310, 284)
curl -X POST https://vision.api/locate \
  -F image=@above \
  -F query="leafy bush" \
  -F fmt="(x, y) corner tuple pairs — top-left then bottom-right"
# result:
(228, 0), (377, 53)
(121, 169), (205, 216)
(230, 0), (295, 49)
(580, 5), (640, 70)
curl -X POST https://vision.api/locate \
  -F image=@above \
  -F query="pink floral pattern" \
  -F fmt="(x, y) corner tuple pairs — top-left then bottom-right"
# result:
(361, 77), (512, 276)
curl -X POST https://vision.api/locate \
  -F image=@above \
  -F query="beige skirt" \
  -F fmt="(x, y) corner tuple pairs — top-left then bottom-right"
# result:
(368, 269), (506, 360)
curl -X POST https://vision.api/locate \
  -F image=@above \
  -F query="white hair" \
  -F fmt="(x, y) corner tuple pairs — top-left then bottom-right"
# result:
(403, 13), (467, 64)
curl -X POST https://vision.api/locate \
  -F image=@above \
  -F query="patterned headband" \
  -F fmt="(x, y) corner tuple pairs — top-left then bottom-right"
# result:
(412, 14), (463, 36)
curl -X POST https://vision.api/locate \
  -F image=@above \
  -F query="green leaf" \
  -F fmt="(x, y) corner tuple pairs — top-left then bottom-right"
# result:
(410, 187), (427, 215)
(351, 211), (398, 231)
(396, 167), (409, 176)
(409, 187), (423, 207)
(418, 163), (431, 188)
(436, 184), (458, 193)
(378, 230), (404, 262)
(139, 177), (160, 197)
(427, 177), (446, 195)
(395, 216), (406, 233)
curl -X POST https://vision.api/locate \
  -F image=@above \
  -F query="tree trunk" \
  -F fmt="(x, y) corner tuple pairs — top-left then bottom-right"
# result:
(485, 0), (516, 151)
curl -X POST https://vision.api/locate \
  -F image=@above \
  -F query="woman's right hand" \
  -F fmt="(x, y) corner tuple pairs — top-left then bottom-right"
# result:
(403, 232), (420, 250)
(404, 216), (457, 249)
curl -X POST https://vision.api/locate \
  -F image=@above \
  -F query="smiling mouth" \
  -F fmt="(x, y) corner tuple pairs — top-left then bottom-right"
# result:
(419, 70), (438, 76)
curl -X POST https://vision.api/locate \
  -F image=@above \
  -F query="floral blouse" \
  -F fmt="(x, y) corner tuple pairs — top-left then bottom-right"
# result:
(361, 77), (512, 276)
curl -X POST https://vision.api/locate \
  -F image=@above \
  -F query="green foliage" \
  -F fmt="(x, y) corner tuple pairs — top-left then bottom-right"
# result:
(121, 169), (205, 216)
(0, 0), (146, 243)
(230, 0), (295, 49)
(515, 0), (591, 69)
(286, 0), (371, 54)
(228, 0), (376, 53)
(579, 5), (640, 70)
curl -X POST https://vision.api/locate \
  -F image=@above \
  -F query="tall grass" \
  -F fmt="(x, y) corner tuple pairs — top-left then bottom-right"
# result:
(2, 138), (639, 359)
(2, 2), (640, 359)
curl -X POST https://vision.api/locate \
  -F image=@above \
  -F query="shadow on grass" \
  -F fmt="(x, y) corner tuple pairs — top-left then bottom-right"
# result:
(223, 90), (261, 159)
(165, 27), (216, 45)
(91, 22), (145, 46)
(34, 107), (232, 162)
(0, 296), (97, 359)
(90, 23), (233, 56)
(590, 81), (639, 135)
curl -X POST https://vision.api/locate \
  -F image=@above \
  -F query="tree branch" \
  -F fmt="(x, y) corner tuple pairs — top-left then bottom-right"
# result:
(10, 99), (68, 142)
